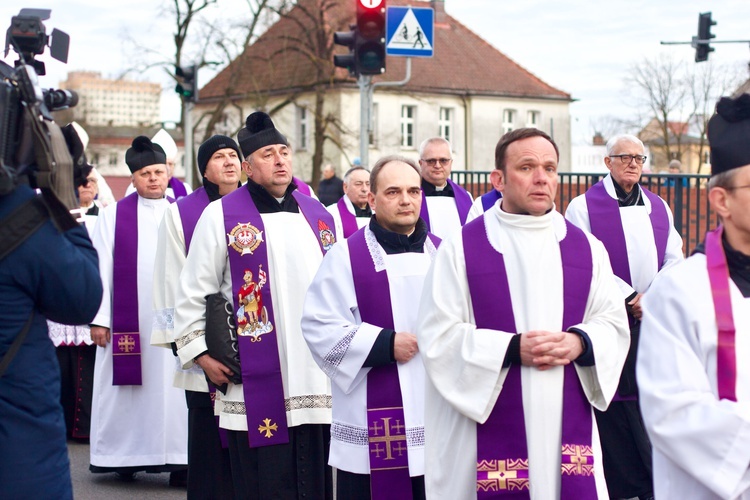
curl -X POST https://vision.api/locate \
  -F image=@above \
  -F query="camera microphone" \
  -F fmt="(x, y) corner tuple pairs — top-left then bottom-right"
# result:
(43, 88), (78, 110)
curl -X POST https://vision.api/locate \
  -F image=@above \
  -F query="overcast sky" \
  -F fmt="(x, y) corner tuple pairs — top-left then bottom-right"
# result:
(3, 1), (749, 144)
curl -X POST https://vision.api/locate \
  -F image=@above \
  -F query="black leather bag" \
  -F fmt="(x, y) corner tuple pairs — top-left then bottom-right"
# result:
(204, 293), (242, 392)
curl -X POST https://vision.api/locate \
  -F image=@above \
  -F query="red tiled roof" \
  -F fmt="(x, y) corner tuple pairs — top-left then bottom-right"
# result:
(200, 0), (570, 102)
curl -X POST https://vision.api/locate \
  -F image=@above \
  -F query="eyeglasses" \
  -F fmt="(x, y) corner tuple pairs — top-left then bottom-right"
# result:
(421, 158), (453, 167)
(610, 154), (647, 165)
(725, 184), (750, 191)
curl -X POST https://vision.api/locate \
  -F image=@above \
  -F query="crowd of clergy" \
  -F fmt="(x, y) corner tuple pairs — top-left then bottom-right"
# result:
(31, 92), (750, 500)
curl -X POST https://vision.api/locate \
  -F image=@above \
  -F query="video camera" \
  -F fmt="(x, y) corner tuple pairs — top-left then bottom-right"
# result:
(0, 8), (89, 229)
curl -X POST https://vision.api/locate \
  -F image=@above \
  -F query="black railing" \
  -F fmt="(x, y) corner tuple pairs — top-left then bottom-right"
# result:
(451, 171), (718, 256)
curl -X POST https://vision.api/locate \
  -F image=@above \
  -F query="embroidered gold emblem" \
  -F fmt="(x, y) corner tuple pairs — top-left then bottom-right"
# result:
(236, 266), (274, 339)
(368, 417), (407, 460)
(477, 459), (529, 492)
(228, 222), (263, 255)
(117, 335), (136, 353)
(258, 418), (278, 438)
(561, 444), (594, 476)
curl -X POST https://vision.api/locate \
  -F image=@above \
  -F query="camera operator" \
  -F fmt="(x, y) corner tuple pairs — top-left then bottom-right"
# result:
(0, 9), (104, 499)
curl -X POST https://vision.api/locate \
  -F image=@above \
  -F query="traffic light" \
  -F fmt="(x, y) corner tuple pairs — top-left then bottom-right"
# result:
(694, 12), (716, 62)
(355, 0), (386, 75)
(333, 25), (358, 76)
(175, 64), (198, 103)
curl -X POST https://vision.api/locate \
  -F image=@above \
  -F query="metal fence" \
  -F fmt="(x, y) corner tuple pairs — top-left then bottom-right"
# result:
(451, 171), (718, 256)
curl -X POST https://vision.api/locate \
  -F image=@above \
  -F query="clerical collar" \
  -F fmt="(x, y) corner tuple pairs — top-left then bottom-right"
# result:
(203, 177), (242, 202)
(353, 202), (372, 218)
(421, 179), (454, 197)
(245, 178), (299, 214)
(85, 204), (99, 216)
(368, 216), (428, 255)
(694, 234), (750, 297)
(611, 177), (644, 207)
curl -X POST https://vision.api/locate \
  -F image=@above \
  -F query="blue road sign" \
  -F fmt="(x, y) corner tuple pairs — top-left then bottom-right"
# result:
(386, 6), (434, 57)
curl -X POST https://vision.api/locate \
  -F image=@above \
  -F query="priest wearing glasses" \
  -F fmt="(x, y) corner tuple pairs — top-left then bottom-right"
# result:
(565, 133), (683, 500)
(418, 137), (473, 239)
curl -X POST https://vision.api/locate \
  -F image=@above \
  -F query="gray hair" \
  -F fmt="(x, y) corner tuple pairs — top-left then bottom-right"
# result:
(708, 168), (740, 190)
(606, 134), (644, 156)
(343, 166), (370, 184)
(418, 137), (451, 158)
(370, 155), (421, 194)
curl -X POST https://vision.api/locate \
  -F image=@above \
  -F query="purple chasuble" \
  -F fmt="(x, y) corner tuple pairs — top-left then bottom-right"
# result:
(176, 187), (210, 251)
(337, 197), (360, 238)
(169, 178), (188, 199)
(481, 190), (503, 212)
(222, 187), (335, 448)
(706, 226), (738, 402)
(293, 176), (312, 196)
(463, 216), (597, 499)
(419, 179), (473, 230)
(584, 180), (670, 286)
(348, 230), (414, 499)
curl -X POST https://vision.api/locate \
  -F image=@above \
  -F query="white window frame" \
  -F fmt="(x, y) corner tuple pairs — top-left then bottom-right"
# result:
(369, 102), (379, 147)
(439, 107), (453, 144)
(526, 110), (541, 128)
(502, 109), (516, 134)
(296, 105), (309, 151)
(401, 105), (416, 148)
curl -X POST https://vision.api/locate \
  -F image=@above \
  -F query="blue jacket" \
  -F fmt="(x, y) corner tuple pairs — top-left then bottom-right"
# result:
(0, 184), (103, 499)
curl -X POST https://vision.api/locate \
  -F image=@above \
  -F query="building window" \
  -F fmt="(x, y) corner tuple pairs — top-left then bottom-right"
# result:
(527, 110), (540, 128)
(369, 103), (379, 147)
(108, 152), (118, 167)
(401, 105), (416, 148)
(296, 105), (309, 151)
(703, 150), (710, 164)
(439, 107), (453, 144)
(502, 109), (516, 134)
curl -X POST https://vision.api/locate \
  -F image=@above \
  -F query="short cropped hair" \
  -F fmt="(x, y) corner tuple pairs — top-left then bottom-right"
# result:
(494, 128), (559, 172)
(369, 155), (421, 194)
(343, 166), (370, 184)
(606, 134), (644, 156)
(418, 137), (451, 158)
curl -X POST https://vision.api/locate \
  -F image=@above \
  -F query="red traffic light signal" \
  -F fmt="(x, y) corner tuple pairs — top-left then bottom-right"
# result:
(356, 0), (386, 75)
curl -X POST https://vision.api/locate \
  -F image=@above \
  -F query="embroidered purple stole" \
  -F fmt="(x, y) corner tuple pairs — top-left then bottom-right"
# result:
(481, 189), (503, 212)
(420, 179), (473, 230)
(585, 180), (669, 286)
(337, 197), (360, 238)
(706, 226), (738, 402)
(222, 187), (335, 447)
(111, 193), (142, 385)
(176, 187), (210, 251)
(294, 176), (312, 196)
(170, 178), (188, 199)
(464, 217), (596, 499)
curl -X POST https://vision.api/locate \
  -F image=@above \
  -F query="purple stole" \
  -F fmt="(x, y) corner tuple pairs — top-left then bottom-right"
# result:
(348, 229), (440, 500)
(337, 197), (360, 238)
(584, 179), (669, 286)
(464, 217), (597, 499)
(293, 176), (312, 196)
(176, 187), (210, 251)
(481, 189), (503, 212)
(420, 179), (473, 230)
(706, 226), (738, 402)
(112, 193), (173, 385)
(222, 187), (335, 447)
(169, 178), (188, 199)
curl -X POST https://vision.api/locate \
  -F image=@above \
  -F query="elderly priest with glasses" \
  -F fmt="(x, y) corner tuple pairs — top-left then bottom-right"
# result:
(565, 133), (684, 500)
(418, 137), (473, 239)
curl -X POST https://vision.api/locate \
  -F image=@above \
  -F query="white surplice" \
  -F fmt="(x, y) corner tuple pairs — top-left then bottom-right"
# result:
(173, 200), (331, 431)
(639, 254), (750, 500)
(89, 195), (188, 468)
(565, 174), (684, 297)
(416, 200), (630, 499)
(301, 226), (436, 476)
(423, 195), (466, 240)
(326, 196), (371, 239)
(151, 201), (208, 392)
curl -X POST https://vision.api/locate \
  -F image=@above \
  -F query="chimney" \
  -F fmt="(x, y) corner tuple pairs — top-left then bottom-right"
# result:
(431, 0), (447, 23)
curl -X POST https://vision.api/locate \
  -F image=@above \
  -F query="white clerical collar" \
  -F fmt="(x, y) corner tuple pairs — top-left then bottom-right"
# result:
(495, 198), (555, 231)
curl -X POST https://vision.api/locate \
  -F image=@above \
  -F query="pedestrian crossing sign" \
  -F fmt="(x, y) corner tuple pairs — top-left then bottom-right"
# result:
(386, 6), (434, 57)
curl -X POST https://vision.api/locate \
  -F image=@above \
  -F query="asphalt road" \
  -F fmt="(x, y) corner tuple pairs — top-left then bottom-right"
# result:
(67, 440), (186, 499)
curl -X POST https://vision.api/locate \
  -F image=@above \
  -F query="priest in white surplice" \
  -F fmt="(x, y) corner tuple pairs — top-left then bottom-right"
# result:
(418, 137), (473, 239)
(638, 94), (750, 500)
(125, 128), (193, 200)
(565, 134), (683, 500)
(89, 136), (188, 479)
(417, 128), (629, 499)
(151, 135), (242, 498)
(173, 112), (333, 498)
(326, 165), (372, 238)
(303, 156), (438, 499)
